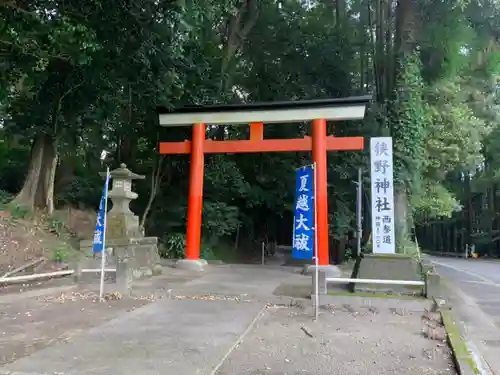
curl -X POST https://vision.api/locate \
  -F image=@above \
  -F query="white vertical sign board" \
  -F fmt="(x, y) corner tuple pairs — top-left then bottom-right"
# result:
(370, 137), (396, 254)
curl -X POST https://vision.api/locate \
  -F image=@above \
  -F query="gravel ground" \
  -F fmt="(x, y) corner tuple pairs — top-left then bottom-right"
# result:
(216, 300), (456, 375)
(0, 265), (206, 366)
(0, 288), (153, 365)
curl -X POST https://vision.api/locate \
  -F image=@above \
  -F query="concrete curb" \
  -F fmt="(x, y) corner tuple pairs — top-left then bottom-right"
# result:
(441, 309), (479, 375)
(208, 305), (268, 375)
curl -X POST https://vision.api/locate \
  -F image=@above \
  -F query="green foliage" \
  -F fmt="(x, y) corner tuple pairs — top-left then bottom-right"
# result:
(330, 201), (355, 240)
(392, 54), (428, 191)
(343, 247), (355, 262)
(52, 246), (68, 262)
(1, 0), (500, 264)
(47, 216), (66, 237)
(0, 190), (12, 205)
(200, 243), (216, 261)
(7, 204), (32, 220)
(0, 142), (30, 194)
(397, 238), (421, 262)
(424, 82), (487, 177)
(202, 202), (240, 239)
(161, 233), (186, 259)
(412, 182), (462, 222)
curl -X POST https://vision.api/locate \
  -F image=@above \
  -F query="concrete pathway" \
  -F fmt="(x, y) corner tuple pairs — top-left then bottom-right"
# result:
(0, 263), (456, 375)
(172, 263), (307, 299)
(430, 256), (500, 374)
(0, 264), (302, 375)
(1, 298), (264, 375)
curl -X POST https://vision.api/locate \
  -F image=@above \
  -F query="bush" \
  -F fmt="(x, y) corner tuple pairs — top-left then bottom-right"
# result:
(160, 233), (186, 259)
(8, 203), (32, 220)
(0, 189), (12, 204)
(200, 243), (216, 260)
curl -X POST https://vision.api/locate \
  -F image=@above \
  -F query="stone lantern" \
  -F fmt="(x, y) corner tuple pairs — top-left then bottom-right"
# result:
(79, 163), (160, 280)
(102, 163), (145, 239)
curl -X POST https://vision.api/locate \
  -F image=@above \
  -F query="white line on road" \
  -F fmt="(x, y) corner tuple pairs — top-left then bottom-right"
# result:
(431, 259), (499, 287)
(460, 280), (500, 286)
(440, 278), (500, 374)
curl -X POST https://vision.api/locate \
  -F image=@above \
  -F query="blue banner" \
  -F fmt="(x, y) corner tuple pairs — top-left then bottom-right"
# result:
(92, 174), (110, 253)
(292, 166), (315, 260)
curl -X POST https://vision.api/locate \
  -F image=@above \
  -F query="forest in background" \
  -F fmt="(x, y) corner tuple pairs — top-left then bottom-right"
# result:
(1, 0), (500, 263)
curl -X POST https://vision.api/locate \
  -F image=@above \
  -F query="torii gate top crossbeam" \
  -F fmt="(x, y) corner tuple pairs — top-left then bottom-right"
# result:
(156, 95), (371, 126)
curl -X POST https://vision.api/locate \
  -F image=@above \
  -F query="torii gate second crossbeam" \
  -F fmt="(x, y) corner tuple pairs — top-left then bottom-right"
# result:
(156, 96), (371, 270)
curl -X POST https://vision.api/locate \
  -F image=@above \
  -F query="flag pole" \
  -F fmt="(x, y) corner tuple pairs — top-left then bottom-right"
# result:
(313, 162), (319, 321)
(99, 167), (110, 301)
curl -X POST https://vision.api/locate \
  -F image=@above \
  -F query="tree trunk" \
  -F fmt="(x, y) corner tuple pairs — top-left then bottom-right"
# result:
(493, 183), (499, 257)
(465, 173), (473, 249)
(392, 0), (420, 249)
(118, 135), (137, 168)
(140, 155), (168, 231)
(375, 0), (385, 99)
(384, 0), (394, 97)
(335, 0), (345, 34)
(54, 132), (78, 195)
(13, 133), (58, 214)
(394, 186), (409, 248)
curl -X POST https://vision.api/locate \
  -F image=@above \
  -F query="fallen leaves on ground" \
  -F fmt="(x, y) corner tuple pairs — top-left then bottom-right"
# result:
(173, 294), (248, 302)
(36, 290), (160, 303)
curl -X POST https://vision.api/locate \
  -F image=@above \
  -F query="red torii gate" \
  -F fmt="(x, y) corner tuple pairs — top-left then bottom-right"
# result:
(157, 96), (371, 269)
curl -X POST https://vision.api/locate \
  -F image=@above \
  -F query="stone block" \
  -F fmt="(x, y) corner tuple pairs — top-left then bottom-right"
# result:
(72, 257), (117, 284)
(311, 269), (327, 296)
(175, 259), (206, 271)
(114, 237), (160, 279)
(116, 259), (133, 296)
(302, 264), (341, 278)
(152, 264), (163, 276)
(198, 259), (208, 266)
(80, 237), (160, 280)
(73, 261), (83, 285)
(107, 213), (141, 238)
(354, 254), (424, 294)
(425, 272), (441, 300)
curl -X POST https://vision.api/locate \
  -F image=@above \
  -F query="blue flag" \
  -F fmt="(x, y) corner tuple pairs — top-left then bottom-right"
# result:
(92, 174), (110, 253)
(292, 166), (315, 260)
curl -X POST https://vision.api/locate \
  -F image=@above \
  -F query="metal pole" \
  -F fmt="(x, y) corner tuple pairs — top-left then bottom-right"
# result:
(313, 162), (319, 321)
(261, 241), (265, 265)
(356, 168), (363, 257)
(99, 167), (110, 301)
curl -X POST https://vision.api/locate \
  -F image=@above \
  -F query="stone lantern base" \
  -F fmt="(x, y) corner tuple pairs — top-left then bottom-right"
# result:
(80, 237), (160, 279)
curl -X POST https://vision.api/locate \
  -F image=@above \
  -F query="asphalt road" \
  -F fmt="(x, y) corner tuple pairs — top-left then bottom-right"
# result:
(430, 257), (500, 374)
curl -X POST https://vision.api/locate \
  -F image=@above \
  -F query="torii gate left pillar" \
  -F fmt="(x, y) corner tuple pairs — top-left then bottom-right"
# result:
(157, 96), (371, 270)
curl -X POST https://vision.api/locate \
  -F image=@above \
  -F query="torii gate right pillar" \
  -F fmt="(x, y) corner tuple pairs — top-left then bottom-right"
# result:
(312, 119), (330, 266)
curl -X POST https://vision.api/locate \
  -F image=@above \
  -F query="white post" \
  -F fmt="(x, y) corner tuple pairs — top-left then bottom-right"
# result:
(99, 167), (110, 301)
(313, 162), (319, 321)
